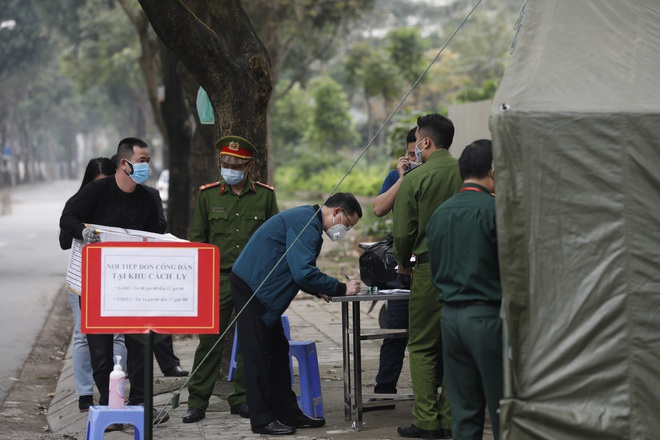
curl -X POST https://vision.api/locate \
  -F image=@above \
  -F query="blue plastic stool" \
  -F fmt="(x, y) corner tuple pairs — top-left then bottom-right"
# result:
(289, 340), (324, 418)
(85, 405), (144, 440)
(228, 314), (291, 381)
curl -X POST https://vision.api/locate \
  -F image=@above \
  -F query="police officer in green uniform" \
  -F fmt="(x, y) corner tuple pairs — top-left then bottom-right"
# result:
(182, 136), (279, 424)
(427, 140), (502, 440)
(393, 114), (462, 439)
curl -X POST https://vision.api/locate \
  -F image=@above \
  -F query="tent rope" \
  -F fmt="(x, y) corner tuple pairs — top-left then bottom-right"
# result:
(510, 0), (530, 54)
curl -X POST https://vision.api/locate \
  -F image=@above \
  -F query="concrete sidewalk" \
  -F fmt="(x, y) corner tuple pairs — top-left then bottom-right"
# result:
(46, 293), (494, 439)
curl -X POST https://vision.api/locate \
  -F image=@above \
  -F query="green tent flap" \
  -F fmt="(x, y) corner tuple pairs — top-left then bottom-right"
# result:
(490, 1), (660, 439)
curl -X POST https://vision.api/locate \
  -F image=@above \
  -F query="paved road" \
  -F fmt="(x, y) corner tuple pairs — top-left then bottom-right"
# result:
(0, 180), (78, 404)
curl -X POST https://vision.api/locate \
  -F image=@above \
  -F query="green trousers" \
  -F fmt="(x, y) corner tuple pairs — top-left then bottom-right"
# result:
(441, 304), (503, 440)
(187, 274), (246, 410)
(408, 263), (451, 431)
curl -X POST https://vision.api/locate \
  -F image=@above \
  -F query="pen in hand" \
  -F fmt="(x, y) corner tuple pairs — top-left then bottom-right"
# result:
(344, 274), (361, 295)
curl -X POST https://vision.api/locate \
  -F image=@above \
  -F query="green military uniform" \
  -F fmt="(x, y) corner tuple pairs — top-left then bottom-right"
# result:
(392, 149), (462, 432)
(427, 183), (502, 440)
(187, 174), (279, 412)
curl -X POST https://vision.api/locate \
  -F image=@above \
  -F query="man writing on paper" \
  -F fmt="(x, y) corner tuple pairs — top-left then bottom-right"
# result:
(59, 137), (168, 424)
(230, 193), (362, 436)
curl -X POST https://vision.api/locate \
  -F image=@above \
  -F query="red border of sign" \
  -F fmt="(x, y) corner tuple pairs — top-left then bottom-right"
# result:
(81, 242), (220, 334)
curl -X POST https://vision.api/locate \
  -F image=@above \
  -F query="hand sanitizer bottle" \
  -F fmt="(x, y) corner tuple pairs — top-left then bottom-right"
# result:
(108, 355), (125, 409)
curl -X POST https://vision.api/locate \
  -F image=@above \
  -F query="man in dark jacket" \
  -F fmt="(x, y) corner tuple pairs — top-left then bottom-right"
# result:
(230, 192), (362, 436)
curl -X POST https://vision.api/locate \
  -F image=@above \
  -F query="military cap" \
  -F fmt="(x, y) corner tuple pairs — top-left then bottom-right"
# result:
(216, 135), (257, 160)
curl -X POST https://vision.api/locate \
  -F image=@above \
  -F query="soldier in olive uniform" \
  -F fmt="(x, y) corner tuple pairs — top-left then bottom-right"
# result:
(427, 140), (501, 440)
(182, 136), (279, 424)
(392, 114), (463, 439)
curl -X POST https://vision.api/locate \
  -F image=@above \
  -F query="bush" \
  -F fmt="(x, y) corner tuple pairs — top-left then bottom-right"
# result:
(275, 164), (384, 197)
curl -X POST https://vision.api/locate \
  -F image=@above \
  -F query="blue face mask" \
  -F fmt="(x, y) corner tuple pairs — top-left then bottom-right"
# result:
(221, 168), (245, 186)
(125, 160), (150, 184)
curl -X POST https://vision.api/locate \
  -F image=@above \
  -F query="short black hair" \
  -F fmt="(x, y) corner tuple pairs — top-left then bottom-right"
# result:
(406, 127), (417, 144)
(117, 137), (149, 161)
(458, 139), (492, 180)
(325, 192), (363, 218)
(417, 113), (454, 149)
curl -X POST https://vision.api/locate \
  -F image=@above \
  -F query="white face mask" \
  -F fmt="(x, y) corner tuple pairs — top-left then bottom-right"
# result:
(325, 212), (349, 242)
(414, 138), (425, 164)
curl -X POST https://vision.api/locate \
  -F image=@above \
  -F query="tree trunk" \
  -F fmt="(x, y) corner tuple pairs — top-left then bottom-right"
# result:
(159, 46), (192, 239)
(137, 0), (272, 183)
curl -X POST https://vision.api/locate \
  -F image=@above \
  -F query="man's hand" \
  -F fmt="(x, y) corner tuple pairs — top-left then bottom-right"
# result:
(82, 226), (101, 244)
(345, 280), (361, 296)
(397, 266), (412, 275)
(396, 156), (410, 178)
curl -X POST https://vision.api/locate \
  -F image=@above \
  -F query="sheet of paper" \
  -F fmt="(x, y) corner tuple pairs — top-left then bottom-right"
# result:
(65, 225), (187, 295)
(100, 247), (198, 317)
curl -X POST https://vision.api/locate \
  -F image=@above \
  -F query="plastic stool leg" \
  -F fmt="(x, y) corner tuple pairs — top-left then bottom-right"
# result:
(227, 327), (239, 381)
(290, 341), (324, 418)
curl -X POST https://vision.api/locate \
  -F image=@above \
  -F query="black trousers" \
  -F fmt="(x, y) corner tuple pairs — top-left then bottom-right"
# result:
(87, 333), (145, 405)
(153, 335), (180, 372)
(375, 299), (409, 393)
(230, 273), (303, 427)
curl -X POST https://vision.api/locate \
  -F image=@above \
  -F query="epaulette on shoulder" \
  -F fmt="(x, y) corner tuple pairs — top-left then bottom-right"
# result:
(199, 181), (221, 191)
(255, 181), (275, 191)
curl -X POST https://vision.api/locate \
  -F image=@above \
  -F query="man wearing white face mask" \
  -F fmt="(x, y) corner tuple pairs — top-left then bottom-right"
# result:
(392, 114), (462, 439)
(184, 135), (279, 424)
(229, 193), (362, 436)
(59, 137), (169, 425)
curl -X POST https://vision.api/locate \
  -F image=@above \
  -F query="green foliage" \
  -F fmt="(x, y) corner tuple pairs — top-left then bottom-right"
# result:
(243, 0), (376, 92)
(344, 42), (400, 103)
(0, 0), (52, 80)
(275, 162), (383, 197)
(271, 82), (311, 167)
(304, 76), (359, 150)
(457, 79), (498, 103)
(386, 27), (428, 85)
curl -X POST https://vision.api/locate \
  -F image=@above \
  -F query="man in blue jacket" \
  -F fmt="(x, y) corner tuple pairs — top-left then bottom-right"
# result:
(230, 192), (363, 436)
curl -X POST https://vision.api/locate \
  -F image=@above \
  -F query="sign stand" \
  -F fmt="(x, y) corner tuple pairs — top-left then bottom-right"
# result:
(144, 332), (154, 439)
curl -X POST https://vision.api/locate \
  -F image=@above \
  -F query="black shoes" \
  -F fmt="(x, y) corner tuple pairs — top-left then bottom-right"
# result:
(152, 408), (170, 424)
(362, 397), (396, 412)
(439, 429), (453, 439)
(163, 365), (189, 377)
(251, 420), (296, 435)
(182, 407), (206, 423)
(281, 413), (326, 428)
(229, 401), (250, 418)
(398, 423), (452, 439)
(78, 395), (94, 412)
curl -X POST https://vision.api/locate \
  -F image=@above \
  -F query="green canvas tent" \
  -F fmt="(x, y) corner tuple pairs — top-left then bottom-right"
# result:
(490, 1), (660, 439)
